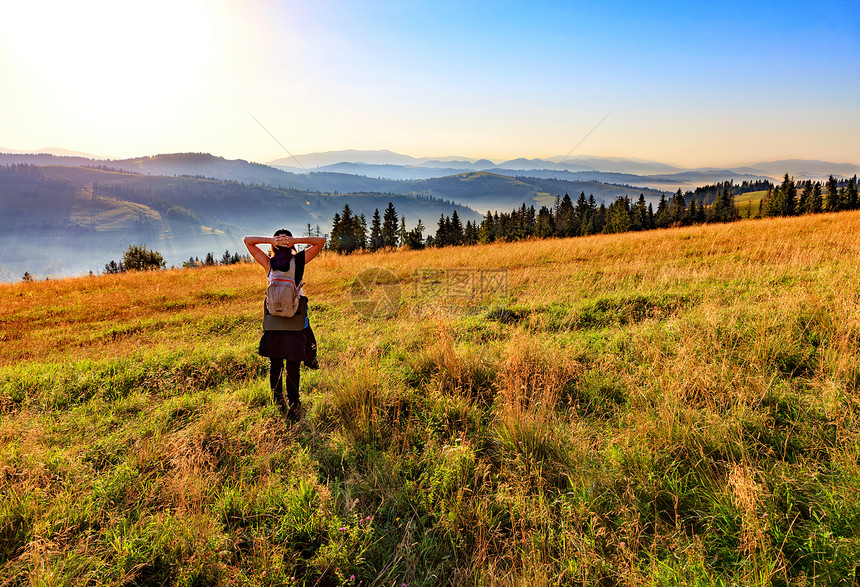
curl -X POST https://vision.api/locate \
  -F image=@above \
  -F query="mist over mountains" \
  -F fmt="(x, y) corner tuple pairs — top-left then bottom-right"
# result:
(269, 149), (860, 185)
(1, 147), (857, 282)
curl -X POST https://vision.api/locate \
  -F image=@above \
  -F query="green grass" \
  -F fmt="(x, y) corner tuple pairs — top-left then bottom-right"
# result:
(3, 212), (860, 585)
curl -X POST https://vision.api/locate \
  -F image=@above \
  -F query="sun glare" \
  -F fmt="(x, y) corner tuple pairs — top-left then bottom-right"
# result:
(2, 0), (219, 150)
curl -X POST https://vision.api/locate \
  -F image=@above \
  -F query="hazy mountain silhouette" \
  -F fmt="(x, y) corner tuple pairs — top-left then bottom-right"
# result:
(0, 164), (478, 280)
(747, 160), (860, 180)
(0, 146), (99, 158)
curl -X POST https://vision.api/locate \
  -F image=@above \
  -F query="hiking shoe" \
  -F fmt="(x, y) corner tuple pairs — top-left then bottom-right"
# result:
(286, 403), (304, 421)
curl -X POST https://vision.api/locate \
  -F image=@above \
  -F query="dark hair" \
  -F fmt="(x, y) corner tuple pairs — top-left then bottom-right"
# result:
(270, 228), (294, 271)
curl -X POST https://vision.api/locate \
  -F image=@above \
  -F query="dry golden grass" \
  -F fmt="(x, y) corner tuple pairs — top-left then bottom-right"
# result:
(5, 210), (860, 366)
(4, 211), (860, 585)
(0, 211), (852, 367)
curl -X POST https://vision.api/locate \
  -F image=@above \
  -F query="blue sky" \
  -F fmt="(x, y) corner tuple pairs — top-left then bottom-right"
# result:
(1, 0), (857, 167)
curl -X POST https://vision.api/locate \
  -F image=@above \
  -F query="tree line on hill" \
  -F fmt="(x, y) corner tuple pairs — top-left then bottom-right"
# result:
(101, 245), (250, 275)
(324, 174), (859, 253)
(327, 202), (426, 253)
(85, 171), (859, 278)
(326, 186), (735, 252)
(759, 174), (858, 217)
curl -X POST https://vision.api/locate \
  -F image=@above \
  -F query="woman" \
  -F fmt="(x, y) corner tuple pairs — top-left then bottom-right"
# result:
(244, 229), (326, 419)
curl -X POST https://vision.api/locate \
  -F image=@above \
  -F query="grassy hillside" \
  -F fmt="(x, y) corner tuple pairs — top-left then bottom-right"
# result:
(2, 212), (860, 585)
(735, 190), (767, 218)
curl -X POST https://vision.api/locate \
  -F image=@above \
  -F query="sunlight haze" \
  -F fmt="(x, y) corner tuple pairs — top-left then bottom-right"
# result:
(1, 0), (857, 167)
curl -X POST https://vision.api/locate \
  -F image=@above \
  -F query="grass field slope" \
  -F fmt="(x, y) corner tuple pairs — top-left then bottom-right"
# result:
(2, 212), (860, 585)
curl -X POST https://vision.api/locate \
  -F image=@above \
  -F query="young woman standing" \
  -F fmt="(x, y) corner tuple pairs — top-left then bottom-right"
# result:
(244, 229), (325, 419)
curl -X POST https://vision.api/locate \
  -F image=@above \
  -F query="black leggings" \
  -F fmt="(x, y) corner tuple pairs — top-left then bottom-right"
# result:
(269, 359), (301, 408)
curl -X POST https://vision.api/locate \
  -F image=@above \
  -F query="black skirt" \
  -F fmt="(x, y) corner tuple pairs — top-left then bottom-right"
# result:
(258, 326), (317, 362)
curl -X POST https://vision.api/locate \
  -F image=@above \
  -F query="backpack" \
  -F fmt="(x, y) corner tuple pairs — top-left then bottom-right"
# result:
(266, 258), (303, 317)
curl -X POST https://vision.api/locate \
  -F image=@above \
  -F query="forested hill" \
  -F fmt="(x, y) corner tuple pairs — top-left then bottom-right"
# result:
(299, 171), (668, 212)
(0, 152), (669, 212)
(0, 165), (476, 280)
(0, 152), (309, 190)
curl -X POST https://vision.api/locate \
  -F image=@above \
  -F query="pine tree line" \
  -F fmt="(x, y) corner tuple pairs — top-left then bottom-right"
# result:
(328, 202), (426, 253)
(470, 187), (736, 244)
(181, 250), (251, 268)
(323, 172), (858, 254)
(760, 174), (858, 217)
(692, 179), (772, 205)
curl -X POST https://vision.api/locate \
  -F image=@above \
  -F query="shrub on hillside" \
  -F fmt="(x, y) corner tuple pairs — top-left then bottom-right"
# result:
(121, 244), (166, 271)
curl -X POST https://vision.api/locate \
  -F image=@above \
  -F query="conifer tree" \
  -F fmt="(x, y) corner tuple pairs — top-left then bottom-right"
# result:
(584, 195), (598, 235)
(329, 212), (342, 250)
(670, 189), (686, 225)
(479, 210), (495, 243)
(358, 213), (368, 250)
(798, 181), (813, 214)
(525, 205), (536, 237)
(760, 187), (772, 217)
(826, 175), (840, 212)
(398, 216), (407, 247)
(404, 219), (425, 249)
(450, 210), (464, 245)
(847, 175), (858, 210)
(634, 194), (648, 230)
(781, 173), (797, 216)
(574, 192), (590, 235)
(556, 193), (574, 237)
(382, 202), (399, 248)
(767, 186), (785, 217)
(464, 220), (479, 245)
(655, 194), (670, 228)
(604, 197), (631, 234)
(536, 206), (554, 238)
(595, 202), (607, 233)
(369, 208), (383, 251)
(435, 214), (448, 247)
(331, 204), (361, 253)
(811, 181), (824, 214)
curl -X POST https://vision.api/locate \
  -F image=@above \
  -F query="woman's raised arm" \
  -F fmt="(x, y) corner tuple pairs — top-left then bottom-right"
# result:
(244, 235), (279, 270)
(291, 236), (326, 262)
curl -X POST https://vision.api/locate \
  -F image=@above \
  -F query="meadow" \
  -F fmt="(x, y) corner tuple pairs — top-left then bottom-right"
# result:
(2, 211), (860, 585)
(733, 191), (766, 219)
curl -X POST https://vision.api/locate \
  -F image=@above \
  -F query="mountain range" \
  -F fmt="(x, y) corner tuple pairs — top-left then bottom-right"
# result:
(1, 147), (857, 281)
(269, 149), (860, 185)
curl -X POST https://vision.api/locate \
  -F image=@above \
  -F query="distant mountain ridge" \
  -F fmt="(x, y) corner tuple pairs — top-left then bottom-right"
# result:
(0, 146), (99, 158)
(4, 149), (856, 191)
(269, 149), (859, 184)
(0, 151), (310, 190)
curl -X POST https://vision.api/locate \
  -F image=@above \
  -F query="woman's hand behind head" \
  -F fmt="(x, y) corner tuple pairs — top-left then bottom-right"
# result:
(272, 235), (293, 249)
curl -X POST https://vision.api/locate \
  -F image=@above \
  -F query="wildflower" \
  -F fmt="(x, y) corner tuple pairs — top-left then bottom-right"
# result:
(620, 541), (626, 548)
(340, 526), (347, 532)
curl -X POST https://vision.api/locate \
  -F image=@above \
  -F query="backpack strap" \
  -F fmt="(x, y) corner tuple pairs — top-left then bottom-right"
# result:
(293, 250), (306, 289)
